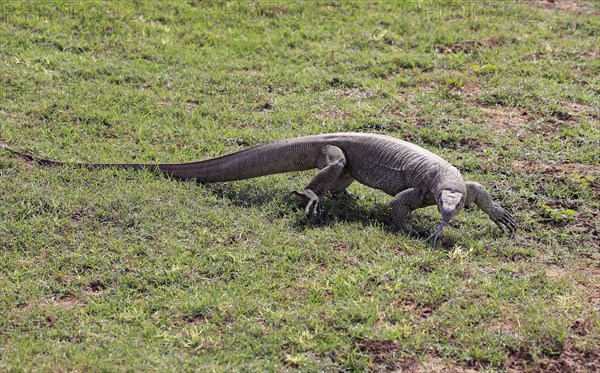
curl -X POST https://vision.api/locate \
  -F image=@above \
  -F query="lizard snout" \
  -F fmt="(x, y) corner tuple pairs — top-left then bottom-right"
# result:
(438, 189), (465, 222)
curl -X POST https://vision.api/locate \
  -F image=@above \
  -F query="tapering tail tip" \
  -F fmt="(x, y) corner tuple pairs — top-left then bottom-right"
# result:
(1, 143), (29, 158)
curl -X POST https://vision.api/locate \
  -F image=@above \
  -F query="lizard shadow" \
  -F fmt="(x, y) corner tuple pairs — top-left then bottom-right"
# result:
(203, 182), (463, 248)
(203, 182), (393, 230)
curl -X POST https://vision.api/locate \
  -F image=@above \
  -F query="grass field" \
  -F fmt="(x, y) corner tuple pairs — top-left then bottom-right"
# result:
(1, 1), (599, 371)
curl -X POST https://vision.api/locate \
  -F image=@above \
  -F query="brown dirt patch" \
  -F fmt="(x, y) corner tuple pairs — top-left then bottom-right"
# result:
(353, 338), (401, 369)
(315, 110), (350, 122)
(329, 240), (351, 251)
(539, 0), (598, 13)
(254, 101), (274, 113)
(329, 240), (360, 265)
(545, 102), (599, 125)
(53, 294), (80, 309)
(515, 160), (599, 242)
(328, 87), (379, 100)
(353, 339), (478, 372)
(539, 337), (600, 372)
(186, 98), (199, 109)
(172, 313), (209, 325)
(391, 298), (435, 320)
(562, 102), (599, 118)
(581, 50), (599, 59)
(486, 38), (519, 48)
(157, 98), (172, 107)
(546, 264), (600, 304)
(413, 356), (479, 373)
(505, 317), (600, 372)
(512, 160), (600, 177)
(460, 83), (533, 133)
(87, 279), (107, 293)
(478, 106), (530, 132)
(437, 41), (481, 54)
(530, 197), (598, 237)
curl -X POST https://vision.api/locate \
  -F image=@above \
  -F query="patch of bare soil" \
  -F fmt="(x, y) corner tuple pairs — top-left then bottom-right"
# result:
(353, 338), (401, 370)
(536, 199), (598, 241)
(479, 106), (530, 132)
(512, 160), (600, 177)
(562, 102), (599, 118)
(486, 38), (519, 48)
(412, 356), (480, 373)
(390, 298), (435, 320)
(353, 339), (479, 372)
(534, 267), (600, 371)
(458, 83), (533, 133)
(437, 41), (481, 54)
(545, 102), (599, 127)
(172, 313), (208, 325)
(474, 101), (593, 134)
(505, 317), (600, 372)
(327, 87), (379, 100)
(546, 264), (600, 304)
(539, 0), (598, 13)
(514, 160), (600, 200)
(540, 338), (600, 372)
(315, 110), (350, 122)
(514, 160), (599, 244)
(53, 294), (80, 309)
(87, 279), (107, 293)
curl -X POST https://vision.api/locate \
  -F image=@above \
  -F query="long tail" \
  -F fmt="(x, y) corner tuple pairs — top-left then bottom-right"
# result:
(1, 139), (321, 182)
(1, 144), (68, 166)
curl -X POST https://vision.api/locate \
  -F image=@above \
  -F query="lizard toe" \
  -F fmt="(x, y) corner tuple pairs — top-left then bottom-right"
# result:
(499, 212), (517, 233)
(396, 223), (426, 238)
(491, 206), (517, 234)
(294, 189), (325, 221)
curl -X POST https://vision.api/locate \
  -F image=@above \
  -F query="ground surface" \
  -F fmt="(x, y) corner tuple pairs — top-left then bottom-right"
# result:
(0, 1), (599, 371)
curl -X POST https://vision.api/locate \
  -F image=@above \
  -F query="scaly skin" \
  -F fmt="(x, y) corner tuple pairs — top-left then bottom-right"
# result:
(1, 133), (517, 240)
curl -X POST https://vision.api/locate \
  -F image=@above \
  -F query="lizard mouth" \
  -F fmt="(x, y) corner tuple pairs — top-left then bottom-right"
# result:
(427, 220), (446, 247)
(438, 190), (464, 222)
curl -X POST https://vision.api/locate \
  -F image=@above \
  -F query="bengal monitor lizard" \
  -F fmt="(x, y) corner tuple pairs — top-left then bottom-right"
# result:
(2, 133), (517, 243)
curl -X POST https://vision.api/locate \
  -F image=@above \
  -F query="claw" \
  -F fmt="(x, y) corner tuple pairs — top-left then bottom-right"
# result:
(491, 206), (517, 234)
(293, 189), (323, 221)
(331, 190), (354, 199)
(500, 212), (517, 233)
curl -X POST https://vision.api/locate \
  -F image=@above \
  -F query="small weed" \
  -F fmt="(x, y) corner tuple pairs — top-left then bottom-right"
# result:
(472, 63), (499, 74)
(536, 202), (577, 224)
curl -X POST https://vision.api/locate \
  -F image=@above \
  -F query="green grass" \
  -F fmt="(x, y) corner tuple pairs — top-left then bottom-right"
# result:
(1, 1), (599, 371)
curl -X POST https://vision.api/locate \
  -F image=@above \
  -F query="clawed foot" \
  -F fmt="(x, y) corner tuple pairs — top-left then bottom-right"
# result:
(292, 190), (324, 221)
(396, 223), (431, 239)
(331, 190), (355, 199)
(490, 205), (517, 233)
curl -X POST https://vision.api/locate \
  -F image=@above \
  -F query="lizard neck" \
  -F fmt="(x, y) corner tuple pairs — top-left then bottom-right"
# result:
(432, 164), (467, 199)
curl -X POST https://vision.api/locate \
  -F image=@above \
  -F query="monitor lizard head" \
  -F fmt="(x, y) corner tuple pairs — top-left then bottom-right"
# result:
(428, 189), (465, 246)
(437, 189), (465, 223)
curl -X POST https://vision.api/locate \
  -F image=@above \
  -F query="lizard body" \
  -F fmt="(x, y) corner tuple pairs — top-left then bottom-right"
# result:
(2, 133), (516, 240)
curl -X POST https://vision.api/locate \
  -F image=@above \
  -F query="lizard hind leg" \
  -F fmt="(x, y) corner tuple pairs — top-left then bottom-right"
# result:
(330, 172), (355, 199)
(293, 145), (347, 220)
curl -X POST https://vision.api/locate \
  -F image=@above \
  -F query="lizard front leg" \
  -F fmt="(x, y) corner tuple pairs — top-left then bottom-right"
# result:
(465, 181), (517, 232)
(293, 145), (347, 219)
(390, 188), (428, 237)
